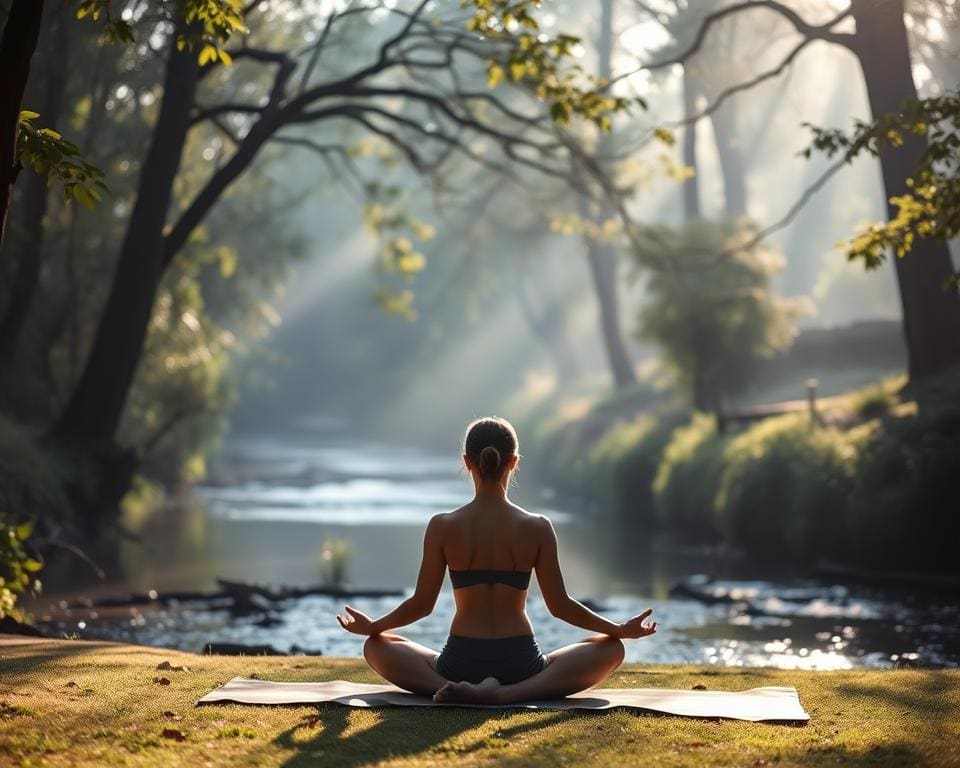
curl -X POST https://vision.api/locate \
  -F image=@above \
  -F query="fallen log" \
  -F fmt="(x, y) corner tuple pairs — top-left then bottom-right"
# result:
(216, 577), (404, 601)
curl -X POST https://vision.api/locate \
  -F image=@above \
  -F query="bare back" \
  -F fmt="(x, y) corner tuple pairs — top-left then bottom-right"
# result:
(438, 498), (546, 638)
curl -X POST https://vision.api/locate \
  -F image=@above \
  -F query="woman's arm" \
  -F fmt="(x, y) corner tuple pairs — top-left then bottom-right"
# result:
(337, 514), (447, 636)
(534, 517), (656, 640)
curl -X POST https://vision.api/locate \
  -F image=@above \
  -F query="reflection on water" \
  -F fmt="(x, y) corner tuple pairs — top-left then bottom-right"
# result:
(35, 425), (960, 669)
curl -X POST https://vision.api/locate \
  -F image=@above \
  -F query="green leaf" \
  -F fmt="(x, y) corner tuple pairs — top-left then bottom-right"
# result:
(15, 522), (33, 541)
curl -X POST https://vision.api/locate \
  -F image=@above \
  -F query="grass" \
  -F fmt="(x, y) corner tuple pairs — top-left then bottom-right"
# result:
(1, 637), (958, 767)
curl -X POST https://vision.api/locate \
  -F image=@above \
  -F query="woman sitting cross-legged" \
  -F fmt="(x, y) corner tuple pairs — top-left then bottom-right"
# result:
(336, 416), (658, 705)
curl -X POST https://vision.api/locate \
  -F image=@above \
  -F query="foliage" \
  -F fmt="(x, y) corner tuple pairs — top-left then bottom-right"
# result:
(468, 0), (635, 130)
(76, 0), (247, 60)
(15, 111), (106, 209)
(634, 220), (809, 411)
(715, 414), (857, 564)
(118, 273), (235, 484)
(845, 386), (960, 573)
(363, 184), (436, 322)
(652, 414), (726, 543)
(0, 519), (42, 621)
(850, 384), (896, 421)
(588, 410), (685, 526)
(0, 415), (71, 523)
(805, 91), (960, 279)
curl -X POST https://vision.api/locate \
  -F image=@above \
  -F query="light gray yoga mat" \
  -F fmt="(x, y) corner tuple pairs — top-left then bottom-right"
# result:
(198, 677), (810, 722)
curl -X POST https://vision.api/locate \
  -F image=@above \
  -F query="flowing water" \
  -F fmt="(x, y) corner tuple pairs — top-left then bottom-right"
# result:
(34, 419), (960, 669)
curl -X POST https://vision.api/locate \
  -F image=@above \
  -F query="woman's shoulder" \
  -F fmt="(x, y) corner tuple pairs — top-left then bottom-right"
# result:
(427, 505), (471, 529)
(510, 504), (553, 531)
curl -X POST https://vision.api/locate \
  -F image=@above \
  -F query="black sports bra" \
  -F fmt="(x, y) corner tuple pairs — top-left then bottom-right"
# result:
(449, 569), (531, 590)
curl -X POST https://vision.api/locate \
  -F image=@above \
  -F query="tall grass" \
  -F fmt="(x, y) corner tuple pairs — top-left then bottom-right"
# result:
(652, 414), (727, 544)
(715, 414), (856, 563)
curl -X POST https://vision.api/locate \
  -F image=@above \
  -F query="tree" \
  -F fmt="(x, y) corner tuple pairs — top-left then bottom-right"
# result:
(0, 0), (72, 368)
(635, 219), (807, 414)
(44, 1), (627, 492)
(806, 90), (960, 277)
(649, 0), (960, 381)
(578, 0), (638, 389)
(0, 0), (245, 253)
(0, 0), (46, 252)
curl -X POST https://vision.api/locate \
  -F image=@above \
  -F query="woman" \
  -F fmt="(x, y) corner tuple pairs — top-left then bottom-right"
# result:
(337, 416), (657, 704)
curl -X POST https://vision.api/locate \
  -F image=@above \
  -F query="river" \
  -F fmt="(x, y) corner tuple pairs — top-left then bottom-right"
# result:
(33, 419), (959, 669)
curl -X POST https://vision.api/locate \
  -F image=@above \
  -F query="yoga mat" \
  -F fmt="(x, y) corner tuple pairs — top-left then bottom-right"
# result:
(198, 678), (810, 722)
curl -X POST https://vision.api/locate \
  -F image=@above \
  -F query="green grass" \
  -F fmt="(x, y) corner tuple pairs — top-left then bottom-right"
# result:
(1, 637), (958, 766)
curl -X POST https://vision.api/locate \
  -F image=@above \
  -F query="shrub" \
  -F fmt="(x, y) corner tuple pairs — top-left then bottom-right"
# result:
(587, 410), (684, 527)
(845, 393), (960, 573)
(715, 414), (856, 564)
(634, 219), (809, 412)
(0, 415), (70, 522)
(0, 519), (42, 621)
(850, 385), (896, 420)
(652, 414), (727, 543)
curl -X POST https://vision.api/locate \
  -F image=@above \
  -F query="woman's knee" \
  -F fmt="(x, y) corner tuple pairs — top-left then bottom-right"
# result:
(363, 634), (387, 663)
(602, 637), (625, 667)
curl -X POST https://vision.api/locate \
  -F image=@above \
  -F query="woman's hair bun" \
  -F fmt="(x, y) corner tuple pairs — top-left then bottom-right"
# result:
(478, 445), (501, 477)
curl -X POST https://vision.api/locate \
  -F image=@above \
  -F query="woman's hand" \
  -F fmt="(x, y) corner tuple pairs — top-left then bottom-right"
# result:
(336, 605), (377, 635)
(617, 608), (657, 639)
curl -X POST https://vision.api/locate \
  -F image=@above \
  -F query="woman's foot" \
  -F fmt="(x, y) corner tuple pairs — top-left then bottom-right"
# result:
(433, 676), (502, 704)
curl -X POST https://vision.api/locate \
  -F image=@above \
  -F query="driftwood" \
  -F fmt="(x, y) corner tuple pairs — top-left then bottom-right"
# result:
(215, 578), (404, 601)
(66, 579), (404, 612)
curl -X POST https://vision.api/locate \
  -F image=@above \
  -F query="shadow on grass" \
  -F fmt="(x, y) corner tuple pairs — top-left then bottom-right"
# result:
(269, 705), (486, 768)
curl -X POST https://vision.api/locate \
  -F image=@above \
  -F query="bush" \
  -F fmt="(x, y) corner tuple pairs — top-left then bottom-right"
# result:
(587, 410), (685, 527)
(850, 385), (896, 420)
(845, 394), (960, 573)
(0, 415), (70, 522)
(652, 414), (727, 543)
(634, 219), (808, 412)
(526, 414), (592, 495)
(715, 414), (856, 564)
(0, 519), (42, 621)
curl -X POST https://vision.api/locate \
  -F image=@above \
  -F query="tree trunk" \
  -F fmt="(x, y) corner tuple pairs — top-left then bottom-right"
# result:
(851, 0), (960, 379)
(681, 65), (702, 220)
(582, 215), (638, 389)
(580, 0), (637, 389)
(52, 34), (201, 444)
(709, 100), (747, 218)
(0, 4), (69, 364)
(0, 0), (45, 253)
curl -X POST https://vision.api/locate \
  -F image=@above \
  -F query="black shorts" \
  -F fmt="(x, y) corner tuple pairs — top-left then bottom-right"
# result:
(436, 634), (547, 685)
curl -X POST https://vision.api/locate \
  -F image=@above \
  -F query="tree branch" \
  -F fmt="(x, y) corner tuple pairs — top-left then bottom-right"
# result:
(669, 36), (814, 128)
(640, 1), (854, 72)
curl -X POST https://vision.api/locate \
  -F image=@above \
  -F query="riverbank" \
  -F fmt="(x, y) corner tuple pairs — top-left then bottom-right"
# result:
(2, 635), (958, 767)
(514, 372), (960, 575)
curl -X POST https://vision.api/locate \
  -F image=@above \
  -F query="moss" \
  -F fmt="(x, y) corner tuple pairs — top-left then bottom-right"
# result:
(1, 637), (958, 767)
